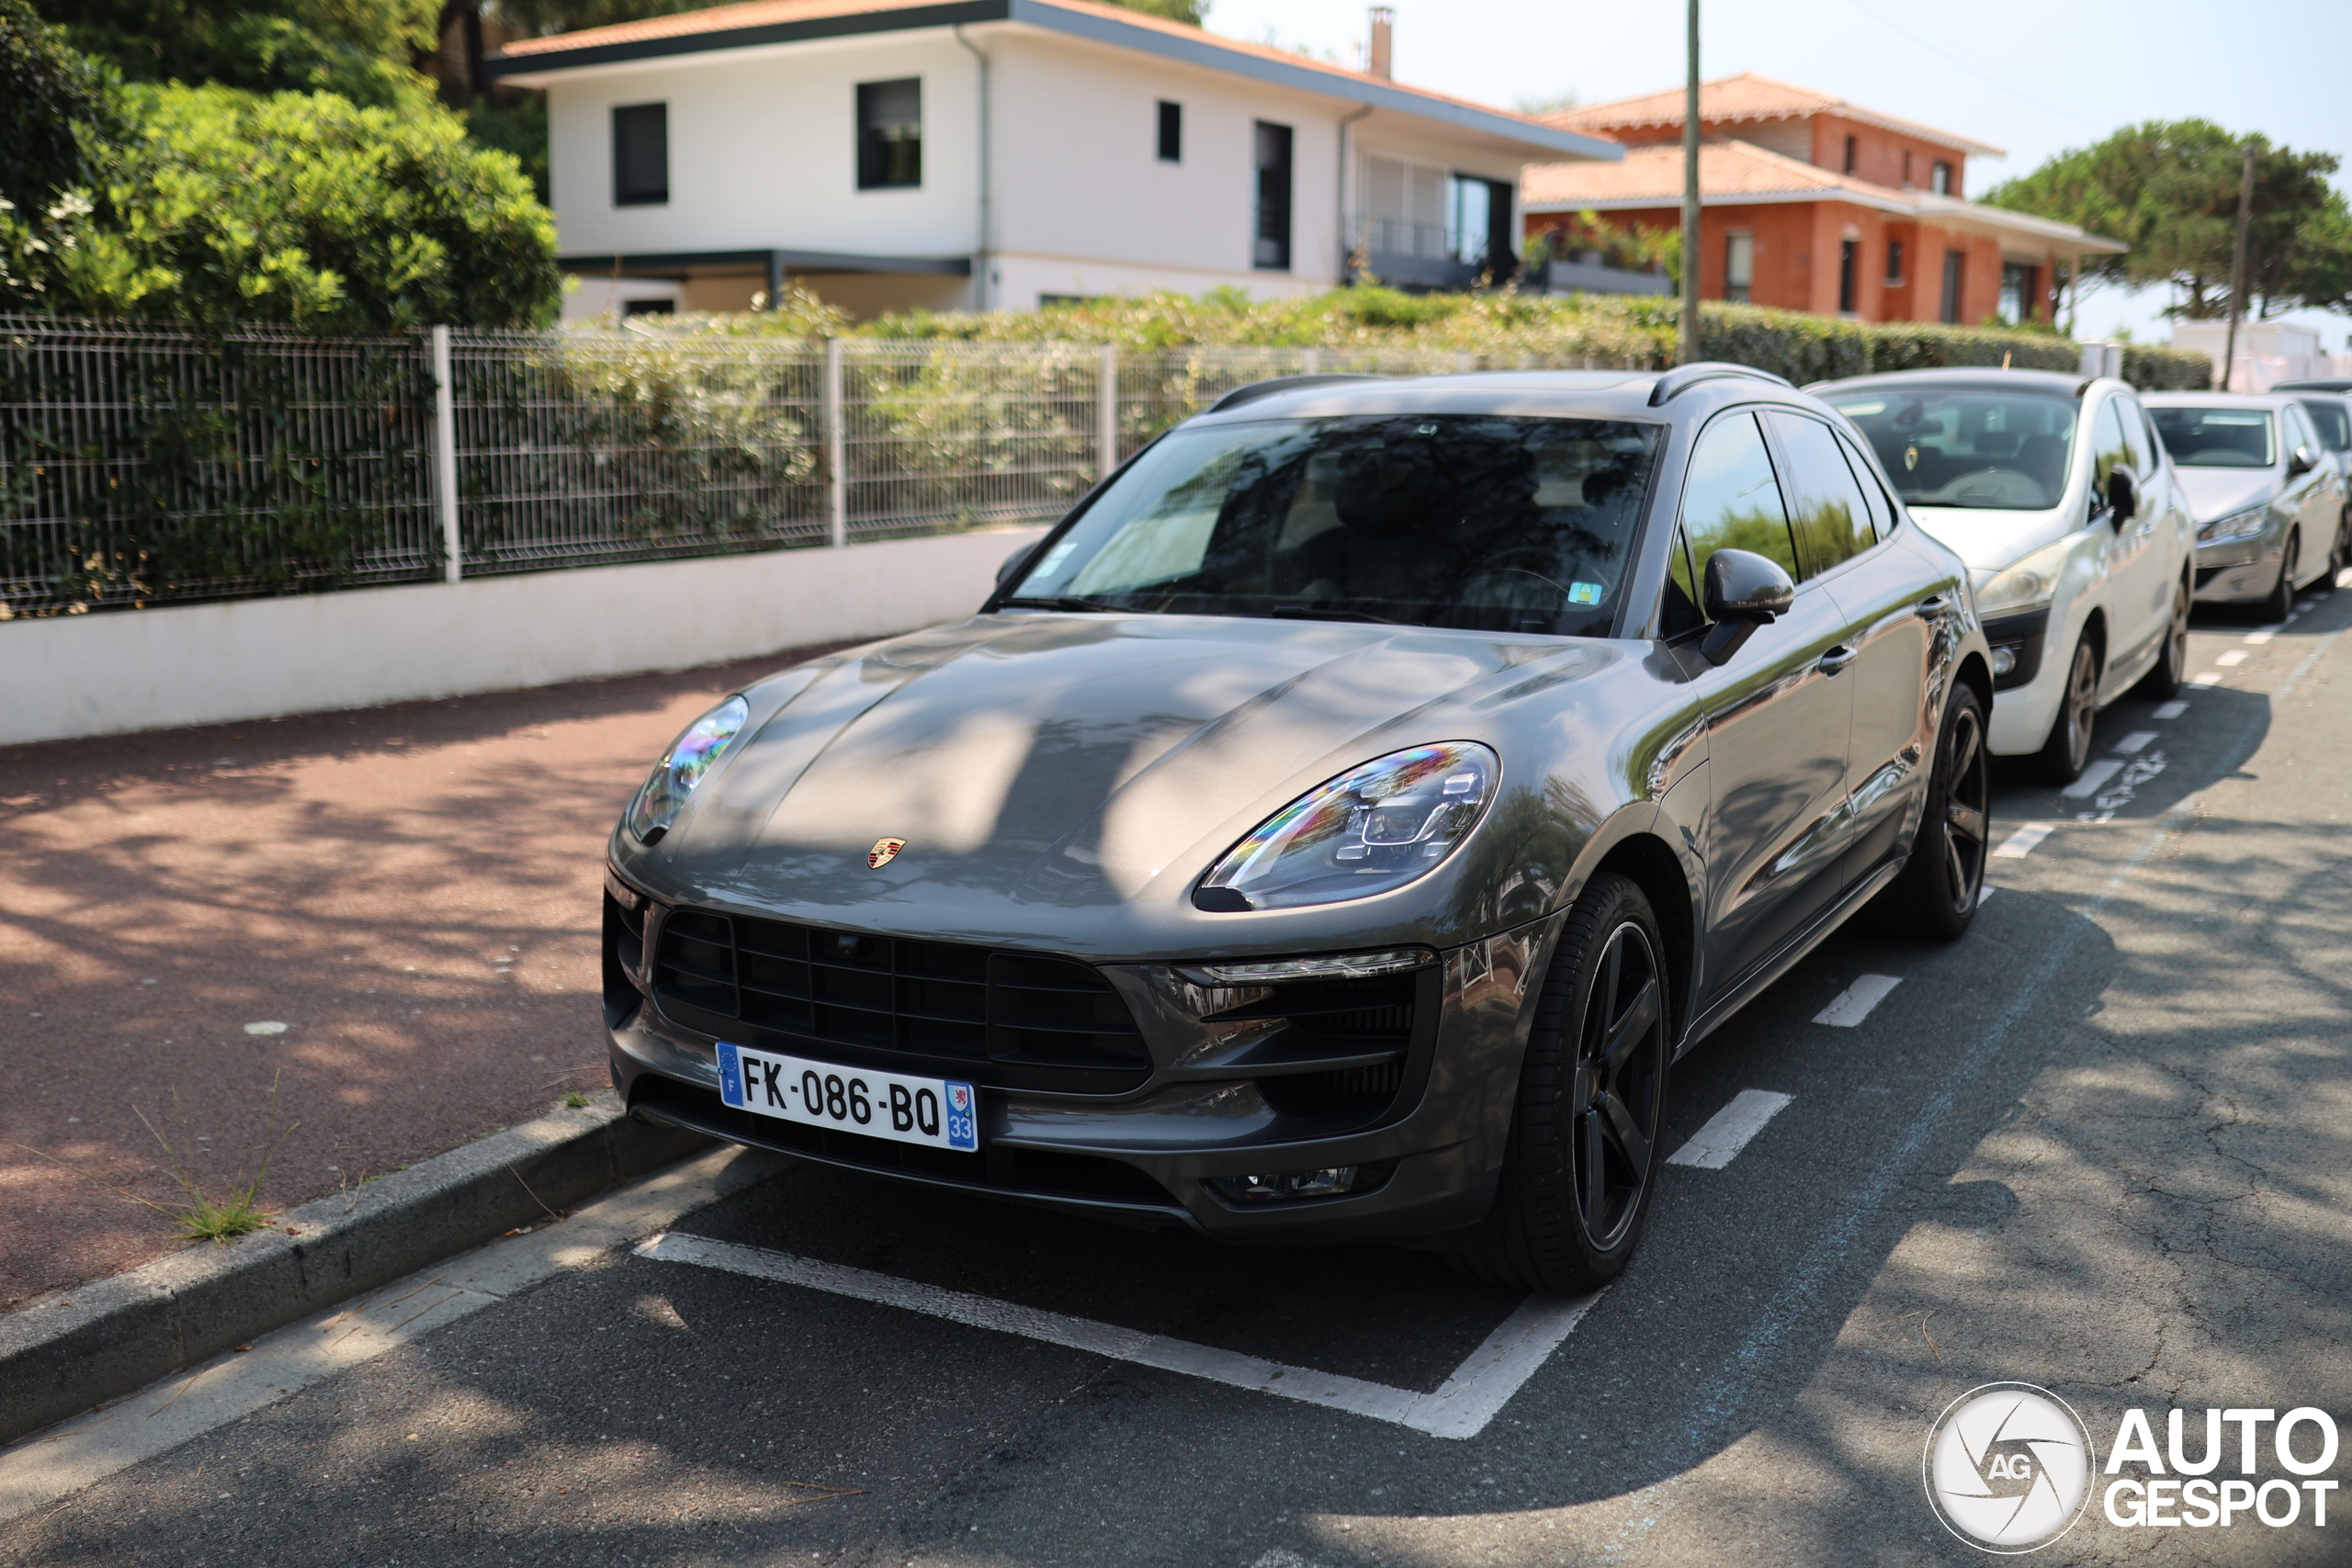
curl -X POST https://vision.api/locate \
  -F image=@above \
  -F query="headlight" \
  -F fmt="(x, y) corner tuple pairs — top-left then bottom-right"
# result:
(625, 694), (750, 844)
(1193, 742), (1497, 911)
(2198, 507), (2267, 545)
(1973, 537), (2075, 618)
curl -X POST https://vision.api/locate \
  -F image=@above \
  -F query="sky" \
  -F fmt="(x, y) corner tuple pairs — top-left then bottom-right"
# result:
(1210, 0), (2352, 352)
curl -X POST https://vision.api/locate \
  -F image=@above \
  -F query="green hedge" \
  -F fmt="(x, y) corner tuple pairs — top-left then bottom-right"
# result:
(834, 288), (2211, 392)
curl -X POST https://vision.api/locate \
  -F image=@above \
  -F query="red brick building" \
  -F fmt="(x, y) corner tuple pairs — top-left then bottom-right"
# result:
(1523, 74), (2123, 325)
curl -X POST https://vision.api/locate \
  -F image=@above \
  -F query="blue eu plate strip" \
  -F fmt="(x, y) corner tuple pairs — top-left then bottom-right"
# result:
(716, 1042), (745, 1109)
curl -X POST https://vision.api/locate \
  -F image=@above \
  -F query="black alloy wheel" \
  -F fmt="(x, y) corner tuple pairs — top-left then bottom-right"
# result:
(2133, 576), (2192, 700)
(2035, 636), (2099, 784)
(1457, 873), (1671, 1294)
(1885, 682), (1991, 940)
(2264, 532), (2301, 623)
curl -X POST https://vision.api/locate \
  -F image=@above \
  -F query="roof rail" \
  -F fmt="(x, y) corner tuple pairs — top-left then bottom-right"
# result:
(1207, 373), (1387, 412)
(1647, 362), (1794, 406)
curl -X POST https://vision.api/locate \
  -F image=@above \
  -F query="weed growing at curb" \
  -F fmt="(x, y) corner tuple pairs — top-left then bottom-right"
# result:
(563, 1092), (591, 1110)
(13, 1073), (295, 1246)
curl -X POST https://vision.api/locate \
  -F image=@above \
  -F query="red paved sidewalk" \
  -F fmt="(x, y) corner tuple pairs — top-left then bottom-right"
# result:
(0, 641), (844, 1314)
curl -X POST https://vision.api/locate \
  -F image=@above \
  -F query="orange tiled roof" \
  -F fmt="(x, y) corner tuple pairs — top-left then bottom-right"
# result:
(1521, 140), (2124, 253)
(1541, 73), (2002, 158)
(494, 0), (1604, 154)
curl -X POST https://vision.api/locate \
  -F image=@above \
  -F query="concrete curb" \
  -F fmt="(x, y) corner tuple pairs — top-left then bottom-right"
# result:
(0, 1094), (710, 1446)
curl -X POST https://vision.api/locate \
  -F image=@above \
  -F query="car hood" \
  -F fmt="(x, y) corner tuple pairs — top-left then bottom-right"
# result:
(1901, 505), (2079, 575)
(633, 612), (1618, 949)
(2176, 468), (2278, 522)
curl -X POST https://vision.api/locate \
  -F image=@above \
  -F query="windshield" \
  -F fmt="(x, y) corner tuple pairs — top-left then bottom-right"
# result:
(2296, 399), (2351, 453)
(2151, 406), (2277, 468)
(1823, 387), (2077, 510)
(1003, 413), (1663, 636)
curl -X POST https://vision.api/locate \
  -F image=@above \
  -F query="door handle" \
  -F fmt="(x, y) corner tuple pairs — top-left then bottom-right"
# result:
(1817, 645), (1858, 675)
(1915, 594), (1951, 615)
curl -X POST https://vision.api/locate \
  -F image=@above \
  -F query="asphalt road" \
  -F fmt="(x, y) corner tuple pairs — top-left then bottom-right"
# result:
(7, 590), (2350, 1566)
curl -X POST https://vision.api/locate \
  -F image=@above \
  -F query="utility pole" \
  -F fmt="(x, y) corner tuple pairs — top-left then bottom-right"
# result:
(1679, 0), (1702, 365)
(2220, 145), (2256, 390)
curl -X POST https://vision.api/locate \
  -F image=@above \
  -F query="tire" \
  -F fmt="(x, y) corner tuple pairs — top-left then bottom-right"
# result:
(2263, 532), (2300, 623)
(2317, 522), (2344, 596)
(1884, 682), (1990, 941)
(1454, 874), (1672, 1295)
(2132, 575), (2192, 701)
(2033, 635), (2099, 784)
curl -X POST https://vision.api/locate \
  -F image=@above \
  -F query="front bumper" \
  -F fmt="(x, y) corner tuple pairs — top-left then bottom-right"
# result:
(1984, 606), (2068, 757)
(603, 872), (1557, 1246)
(2193, 534), (2278, 604)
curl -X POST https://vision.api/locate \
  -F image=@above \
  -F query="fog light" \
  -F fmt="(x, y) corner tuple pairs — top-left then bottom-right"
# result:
(1213, 1166), (1360, 1202)
(1990, 644), (2018, 677)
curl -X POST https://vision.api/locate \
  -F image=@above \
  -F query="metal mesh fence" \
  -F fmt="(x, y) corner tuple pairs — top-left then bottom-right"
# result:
(0, 319), (1644, 618)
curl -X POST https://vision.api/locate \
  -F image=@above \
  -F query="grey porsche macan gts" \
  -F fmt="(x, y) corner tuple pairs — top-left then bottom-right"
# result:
(603, 363), (1995, 1292)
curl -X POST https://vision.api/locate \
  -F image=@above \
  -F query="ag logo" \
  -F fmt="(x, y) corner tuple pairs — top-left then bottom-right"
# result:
(1925, 1382), (2096, 1552)
(867, 837), (907, 870)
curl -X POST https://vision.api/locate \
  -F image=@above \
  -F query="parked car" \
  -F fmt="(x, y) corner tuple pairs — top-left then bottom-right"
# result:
(2143, 391), (2349, 619)
(1814, 370), (2195, 784)
(601, 365), (1994, 1293)
(2276, 388), (2352, 503)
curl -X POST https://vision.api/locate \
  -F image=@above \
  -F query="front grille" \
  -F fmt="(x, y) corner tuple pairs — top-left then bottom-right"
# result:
(650, 908), (1150, 1094)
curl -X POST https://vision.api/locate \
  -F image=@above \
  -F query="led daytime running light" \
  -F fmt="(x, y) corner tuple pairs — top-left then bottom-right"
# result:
(1187, 948), (1435, 986)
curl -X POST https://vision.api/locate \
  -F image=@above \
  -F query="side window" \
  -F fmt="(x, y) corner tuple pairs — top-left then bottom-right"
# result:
(2092, 398), (2132, 493)
(1833, 428), (1897, 541)
(2116, 394), (2155, 475)
(1679, 412), (1799, 598)
(2283, 403), (2317, 459)
(1662, 529), (1703, 637)
(1763, 412), (1876, 578)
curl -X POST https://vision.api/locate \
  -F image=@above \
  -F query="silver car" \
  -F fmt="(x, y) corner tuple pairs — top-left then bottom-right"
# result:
(2144, 391), (2349, 619)
(1815, 370), (2196, 784)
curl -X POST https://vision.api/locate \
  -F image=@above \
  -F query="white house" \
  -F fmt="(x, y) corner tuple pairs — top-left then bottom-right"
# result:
(487, 0), (1619, 320)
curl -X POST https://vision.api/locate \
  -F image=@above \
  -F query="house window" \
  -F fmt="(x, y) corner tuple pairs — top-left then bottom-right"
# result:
(1254, 121), (1293, 270)
(1843, 134), (1858, 174)
(612, 103), (668, 207)
(621, 299), (673, 318)
(1930, 160), (1952, 196)
(1158, 100), (1182, 163)
(1884, 239), (1905, 285)
(1939, 249), (1965, 323)
(1449, 175), (1515, 273)
(857, 79), (922, 189)
(2000, 261), (2040, 323)
(1902, 150), (1913, 187)
(1838, 240), (1859, 314)
(1724, 232), (1754, 304)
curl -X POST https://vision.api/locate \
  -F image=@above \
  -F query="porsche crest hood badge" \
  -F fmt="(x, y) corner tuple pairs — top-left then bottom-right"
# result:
(867, 837), (907, 869)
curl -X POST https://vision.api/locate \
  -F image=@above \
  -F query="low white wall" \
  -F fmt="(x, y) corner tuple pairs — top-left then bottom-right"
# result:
(2, 526), (1048, 747)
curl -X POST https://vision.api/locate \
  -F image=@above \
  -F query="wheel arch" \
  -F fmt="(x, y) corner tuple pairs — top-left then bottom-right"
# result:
(1586, 833), (1696, 1043)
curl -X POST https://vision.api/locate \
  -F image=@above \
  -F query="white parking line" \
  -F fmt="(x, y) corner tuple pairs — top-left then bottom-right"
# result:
(1976, 884), (1997, 908)
(2154, 700), (2189, 719)
(1815, 975), (1902, 1027)
(1994, 822), (2056, 859)
(2112, 731), (2159, 754)
(2189, 672), (2224, 687)
(2215, 649), (2249, 667)
(1666, 1089), (1796, 1169)
(2245, 630), (2278, 644)
(2061, 758), (2126, 798)
(635, 1233), (1593, 1440)
(0, 1145), (775, 1524)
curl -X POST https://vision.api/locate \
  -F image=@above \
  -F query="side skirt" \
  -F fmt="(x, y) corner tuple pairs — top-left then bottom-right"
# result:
(1673, 856), (1907, 1059)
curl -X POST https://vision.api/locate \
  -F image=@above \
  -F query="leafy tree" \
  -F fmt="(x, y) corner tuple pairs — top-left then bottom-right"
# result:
(0, 0), (109, 310)
(32, 0), (438, 107)
(56, 84), (559, 330)
(1984, 119), (2352, 320)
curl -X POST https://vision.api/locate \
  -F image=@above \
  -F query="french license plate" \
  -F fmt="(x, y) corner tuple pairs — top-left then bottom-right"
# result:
(716, 1043), (978, 1153)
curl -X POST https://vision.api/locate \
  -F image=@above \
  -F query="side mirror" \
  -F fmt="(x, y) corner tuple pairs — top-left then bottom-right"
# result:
(2288, 446), (2316, 478)
(2108, 467), (2138, 525)
(1699, 547), (1796, 667)
(996, 540), (1042, 585)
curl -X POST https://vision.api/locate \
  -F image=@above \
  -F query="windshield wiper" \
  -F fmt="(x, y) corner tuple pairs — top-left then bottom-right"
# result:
(998, 595), (1111, 612)
(1265, 604), (1400, 624)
